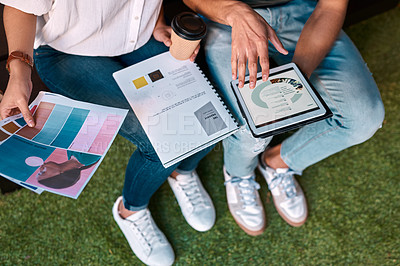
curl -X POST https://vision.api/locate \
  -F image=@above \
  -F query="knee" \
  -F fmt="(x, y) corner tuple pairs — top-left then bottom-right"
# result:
(339, 99), (385, 145)
(224, 126), (272, 154)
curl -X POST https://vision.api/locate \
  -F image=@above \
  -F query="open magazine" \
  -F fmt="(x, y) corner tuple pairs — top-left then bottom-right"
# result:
(0, 92), (127, 198)
(113, 52), (239, 168)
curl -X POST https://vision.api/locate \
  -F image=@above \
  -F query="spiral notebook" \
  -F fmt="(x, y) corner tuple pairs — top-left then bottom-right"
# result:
(113, 52), (238, 168)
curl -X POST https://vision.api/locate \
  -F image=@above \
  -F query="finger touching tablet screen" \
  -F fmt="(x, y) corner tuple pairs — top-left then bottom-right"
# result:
(231, 63), (332, 138)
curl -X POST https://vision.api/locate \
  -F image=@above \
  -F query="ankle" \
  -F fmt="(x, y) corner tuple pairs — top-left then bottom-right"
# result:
(118, 200), (138, 219)
(262, 145), (288, 170)
(170, 170), (179, 179)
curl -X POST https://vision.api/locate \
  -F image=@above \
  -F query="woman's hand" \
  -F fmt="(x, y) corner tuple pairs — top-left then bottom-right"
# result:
(153, 25), (200, 62)
(2, 6), (37, 126)
(0, 69), (35, 127)
(153, 23), (173, 47)
(152, 6), (200, 62)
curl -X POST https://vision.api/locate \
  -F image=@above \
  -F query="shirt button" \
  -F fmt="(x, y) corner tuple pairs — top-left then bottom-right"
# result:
(134, 16), (140, 20)
(130, 40), (136, 43)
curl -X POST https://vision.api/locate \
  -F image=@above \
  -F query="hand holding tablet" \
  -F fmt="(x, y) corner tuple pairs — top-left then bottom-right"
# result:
(231, 63), (332, 138)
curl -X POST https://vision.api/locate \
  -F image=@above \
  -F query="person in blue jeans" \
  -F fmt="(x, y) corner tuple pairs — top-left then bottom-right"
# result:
(0, 1), (216, 265)
(184, 0), (385, 235)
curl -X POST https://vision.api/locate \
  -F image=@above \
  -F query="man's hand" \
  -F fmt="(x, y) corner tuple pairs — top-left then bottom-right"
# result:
(292, 0), (349, 77)
(228, 6), (288, 89)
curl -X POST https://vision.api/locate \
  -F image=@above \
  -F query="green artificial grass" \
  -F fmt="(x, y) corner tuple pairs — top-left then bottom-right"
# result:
(1, 6), (399, 265)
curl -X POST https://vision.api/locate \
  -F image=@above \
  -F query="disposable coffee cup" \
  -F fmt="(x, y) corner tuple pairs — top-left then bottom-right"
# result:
(170, 12), (207, 60)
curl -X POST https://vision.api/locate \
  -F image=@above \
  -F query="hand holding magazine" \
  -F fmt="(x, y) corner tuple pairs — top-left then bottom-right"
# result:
(0, 92), (127, 198)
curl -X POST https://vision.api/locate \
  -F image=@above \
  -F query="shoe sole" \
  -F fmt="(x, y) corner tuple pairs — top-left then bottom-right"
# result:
(223, 166), (266, 236)
(257, 165), (308, 227)
(272, 199), (307, 227)
(269, 181), (308, 227)
(227, 205), (266, 236)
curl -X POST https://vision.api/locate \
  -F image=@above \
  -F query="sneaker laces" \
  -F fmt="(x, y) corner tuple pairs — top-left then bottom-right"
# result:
(177, 174), (205, 208)
(130, 210), (164, 249)
(224, 176), (261, 207)
(268, 170), (301, 199)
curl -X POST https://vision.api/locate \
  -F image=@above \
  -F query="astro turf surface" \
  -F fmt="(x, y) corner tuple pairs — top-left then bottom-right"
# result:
(1, 6), (399, 265)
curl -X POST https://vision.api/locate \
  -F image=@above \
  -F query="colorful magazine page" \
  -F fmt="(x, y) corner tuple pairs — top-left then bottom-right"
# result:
(0, 92), (128, 199)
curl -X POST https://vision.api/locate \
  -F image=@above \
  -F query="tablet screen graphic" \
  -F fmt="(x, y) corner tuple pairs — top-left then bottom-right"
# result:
(239, 71), (318, 127)
(231, 63), (332, 138)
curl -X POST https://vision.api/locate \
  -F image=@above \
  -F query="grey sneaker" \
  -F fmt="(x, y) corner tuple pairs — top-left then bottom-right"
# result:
(257, 158), (308, 227)
(168, 170), (215, 232)
(223, 166), (266, 236)
(112, 197), (174, 266)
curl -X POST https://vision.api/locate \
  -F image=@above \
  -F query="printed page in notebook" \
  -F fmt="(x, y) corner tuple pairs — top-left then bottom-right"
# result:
(113, 51), (238, 167)
(0, 92), (128, 198)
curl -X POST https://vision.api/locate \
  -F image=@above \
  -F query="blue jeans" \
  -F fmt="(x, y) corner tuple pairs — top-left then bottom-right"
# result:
(204, 0), (385, 176)
(34, 38), (213, 211)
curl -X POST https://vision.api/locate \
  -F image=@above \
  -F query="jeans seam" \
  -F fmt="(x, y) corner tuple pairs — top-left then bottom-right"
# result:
(124, 153), (154, 211)
(282, 73), (344, 168)
(282, 124), (340, 170)
(313, 73), (345, 125)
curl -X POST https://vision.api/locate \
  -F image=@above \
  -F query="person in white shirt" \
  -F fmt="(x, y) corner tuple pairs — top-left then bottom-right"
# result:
(0, 1), (216, 265)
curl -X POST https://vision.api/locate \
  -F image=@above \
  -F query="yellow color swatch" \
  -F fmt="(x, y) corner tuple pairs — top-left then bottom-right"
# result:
(133, 76), (148, 89)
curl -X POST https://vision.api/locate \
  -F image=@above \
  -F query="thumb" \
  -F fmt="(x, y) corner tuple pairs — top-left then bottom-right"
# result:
(17, 101), (35, 127)
(268, 27), (288, 55)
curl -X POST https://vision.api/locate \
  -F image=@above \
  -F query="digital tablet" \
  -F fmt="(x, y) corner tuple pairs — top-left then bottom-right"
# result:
(231, 62), (332, 138)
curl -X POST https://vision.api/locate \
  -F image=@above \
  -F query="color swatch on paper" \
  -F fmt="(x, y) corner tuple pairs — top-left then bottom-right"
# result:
(33, 104), (73, 144)
(51, 108), (90, 148)
(17, 102), (55, 139)
(133, 76), (148, 89)
(0, 130), (10, 142)
(2, 122), (20, 134)
(148, 70), (164, 82)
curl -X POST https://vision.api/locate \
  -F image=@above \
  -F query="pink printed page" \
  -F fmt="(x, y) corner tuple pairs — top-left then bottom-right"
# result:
(88, 114), (124, 154)
(69, 111), (108, 152)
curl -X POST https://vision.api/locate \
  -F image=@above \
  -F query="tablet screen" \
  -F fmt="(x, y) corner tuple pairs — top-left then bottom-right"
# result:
(238, 68), (319, 127)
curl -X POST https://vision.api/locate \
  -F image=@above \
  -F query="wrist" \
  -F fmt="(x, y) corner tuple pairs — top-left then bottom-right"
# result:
(8, 60), (33, 79)
(225, 2), (253, 26)
(6, 51), (34, 74)
(7, 71), (33, 96)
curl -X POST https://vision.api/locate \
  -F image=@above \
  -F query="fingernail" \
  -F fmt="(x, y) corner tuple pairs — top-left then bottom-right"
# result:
(262, 75), (268, 80)
(232, 75), (236, 80)
(28, 120), (34, 127)
(239, 81), (244, 87)
(250, 81), (255, 88)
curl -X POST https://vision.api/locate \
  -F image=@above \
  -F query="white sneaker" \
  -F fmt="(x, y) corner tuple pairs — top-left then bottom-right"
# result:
(168, 170), (215, 232)
(112, 197), (174, 266)
(257, 159), (308, 227)
(223, 166), (266, 236)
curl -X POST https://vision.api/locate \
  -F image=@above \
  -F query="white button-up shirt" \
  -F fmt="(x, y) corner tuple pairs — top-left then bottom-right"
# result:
(1, 0), (163, 56)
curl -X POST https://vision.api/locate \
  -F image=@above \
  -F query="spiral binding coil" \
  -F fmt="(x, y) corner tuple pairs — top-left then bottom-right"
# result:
(194, 63), (239, 127)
